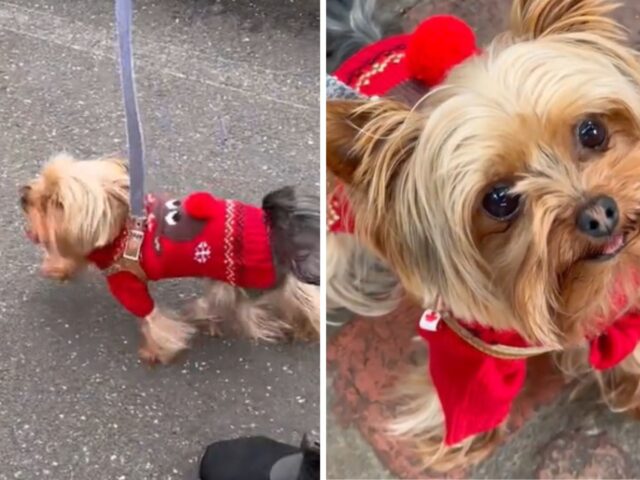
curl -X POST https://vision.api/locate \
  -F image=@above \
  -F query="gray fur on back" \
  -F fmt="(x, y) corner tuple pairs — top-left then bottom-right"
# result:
(263, 186), (320, 286)
(327, 0), (382, 73)
(326, 0), (419, 73)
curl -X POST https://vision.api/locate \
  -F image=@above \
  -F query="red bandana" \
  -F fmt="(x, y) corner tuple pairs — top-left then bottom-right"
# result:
(416, 299), (640, 446)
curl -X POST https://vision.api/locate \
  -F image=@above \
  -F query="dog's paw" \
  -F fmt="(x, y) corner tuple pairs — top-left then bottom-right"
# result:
(138, 344), (178, 365)
(138, 345), (160, 365)
(40, 255), (79, 281)
(138, 310), (195, 365)
(238, 303), (291, 343)
(205, 319), (225, 337)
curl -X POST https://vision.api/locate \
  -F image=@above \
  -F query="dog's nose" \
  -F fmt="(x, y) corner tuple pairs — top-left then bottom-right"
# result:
(576, 195), (619, 238)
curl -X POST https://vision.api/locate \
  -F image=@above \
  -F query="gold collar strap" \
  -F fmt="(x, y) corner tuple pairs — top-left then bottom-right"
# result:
(431, 296), (559, 360)
(440, 314), (559, 360)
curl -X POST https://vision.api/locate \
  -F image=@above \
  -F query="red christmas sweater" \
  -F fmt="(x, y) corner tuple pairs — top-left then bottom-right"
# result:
(88, 192), (277, 318)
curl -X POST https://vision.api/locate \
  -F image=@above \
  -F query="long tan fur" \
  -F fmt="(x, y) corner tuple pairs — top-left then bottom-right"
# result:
(139, 308), (197, 364)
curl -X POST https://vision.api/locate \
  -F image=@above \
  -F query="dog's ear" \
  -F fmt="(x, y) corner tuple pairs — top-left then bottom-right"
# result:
(327, 98), (431, 293)
(327, 100), (370, 183)
(327, 99), (423, 198)
(510, 0), (624, 41)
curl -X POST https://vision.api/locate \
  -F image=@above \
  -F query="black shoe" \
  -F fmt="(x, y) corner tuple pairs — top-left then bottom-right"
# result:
(199, 433), (320, 480)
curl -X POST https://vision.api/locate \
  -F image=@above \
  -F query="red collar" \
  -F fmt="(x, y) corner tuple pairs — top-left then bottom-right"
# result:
(87, 227), (130, 270)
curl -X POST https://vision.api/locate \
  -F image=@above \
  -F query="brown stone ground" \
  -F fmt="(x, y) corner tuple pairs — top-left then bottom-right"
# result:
(327, 1), (640, 478)
(328, 303), (640, 479)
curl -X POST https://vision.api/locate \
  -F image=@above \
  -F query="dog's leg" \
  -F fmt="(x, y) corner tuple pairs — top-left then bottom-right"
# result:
(284, 275), (320, 341)
(187, 278), (318, 343)
(390, 361), (504, 471)
(237, 275), (320, 342)
(185, 281), (289, 341)
(183, 281), (237, 337)
(235, 290), (292, 343)
(274, 275), (320, 340)
(138, 308), (196, 364)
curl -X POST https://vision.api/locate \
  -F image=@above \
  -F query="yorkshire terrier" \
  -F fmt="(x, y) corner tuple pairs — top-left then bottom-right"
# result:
(21, 153), (320, 364)
(328, 0), (640, 471)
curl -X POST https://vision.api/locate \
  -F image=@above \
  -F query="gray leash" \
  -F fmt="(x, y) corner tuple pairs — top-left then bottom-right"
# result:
(115, 0), (146, 260)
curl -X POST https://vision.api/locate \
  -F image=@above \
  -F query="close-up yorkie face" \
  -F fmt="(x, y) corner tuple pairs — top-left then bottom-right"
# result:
(328, 0), (640, 348)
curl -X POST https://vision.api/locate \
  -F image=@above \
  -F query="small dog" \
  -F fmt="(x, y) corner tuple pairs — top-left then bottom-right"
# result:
(328, 0), (640, 471)
(21, 153), (320, 364)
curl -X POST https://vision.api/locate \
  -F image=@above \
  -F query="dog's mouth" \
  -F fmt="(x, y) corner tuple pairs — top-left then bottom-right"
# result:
(25, 228), (38, 244)
(586, 229), (638, 261)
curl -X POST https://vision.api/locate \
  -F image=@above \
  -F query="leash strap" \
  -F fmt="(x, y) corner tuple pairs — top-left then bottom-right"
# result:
(115, 0), (145, 219)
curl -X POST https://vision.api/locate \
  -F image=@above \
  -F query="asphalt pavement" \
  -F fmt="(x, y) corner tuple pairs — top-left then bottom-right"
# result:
(0, 1), (319, 478)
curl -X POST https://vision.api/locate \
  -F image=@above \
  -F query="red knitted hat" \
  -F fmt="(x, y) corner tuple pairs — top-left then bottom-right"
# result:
(328, 15), (479, 235)
(334, 15), (478, 101)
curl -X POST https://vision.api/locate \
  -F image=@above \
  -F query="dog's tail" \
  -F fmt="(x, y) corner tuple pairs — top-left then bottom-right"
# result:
(327, 0), (410, 73)
(263, 186), (320, 286)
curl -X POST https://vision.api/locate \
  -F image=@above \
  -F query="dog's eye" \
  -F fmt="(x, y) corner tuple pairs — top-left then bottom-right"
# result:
(577, 118), (608, 150)
(165, 199), (181, 209)
(164, 210), (181, 226)
(482, 184), (521, 221)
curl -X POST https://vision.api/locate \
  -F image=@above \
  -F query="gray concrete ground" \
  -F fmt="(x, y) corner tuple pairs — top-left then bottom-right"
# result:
(0, 0), (319, 478)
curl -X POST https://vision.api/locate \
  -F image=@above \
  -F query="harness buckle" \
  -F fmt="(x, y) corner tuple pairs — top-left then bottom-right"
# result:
(123, 215), (146, 261)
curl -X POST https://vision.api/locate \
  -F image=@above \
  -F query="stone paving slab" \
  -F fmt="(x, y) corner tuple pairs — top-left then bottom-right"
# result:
(328, 302), (640, 479)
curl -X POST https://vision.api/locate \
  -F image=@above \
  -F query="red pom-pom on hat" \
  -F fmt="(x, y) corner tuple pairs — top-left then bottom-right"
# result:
(183, 192), (218, 220)
(406, 15), (478, 87)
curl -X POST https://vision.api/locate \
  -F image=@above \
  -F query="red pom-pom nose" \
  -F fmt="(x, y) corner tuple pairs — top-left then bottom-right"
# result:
(406, 15), (478, 87)
(183, 192), (218, 220)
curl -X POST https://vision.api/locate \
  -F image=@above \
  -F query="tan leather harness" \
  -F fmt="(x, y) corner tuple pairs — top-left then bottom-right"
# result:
(101, 223), (147, 282)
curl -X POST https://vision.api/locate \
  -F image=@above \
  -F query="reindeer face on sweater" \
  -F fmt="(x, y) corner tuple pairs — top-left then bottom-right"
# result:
(151, 197), (207, 251)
